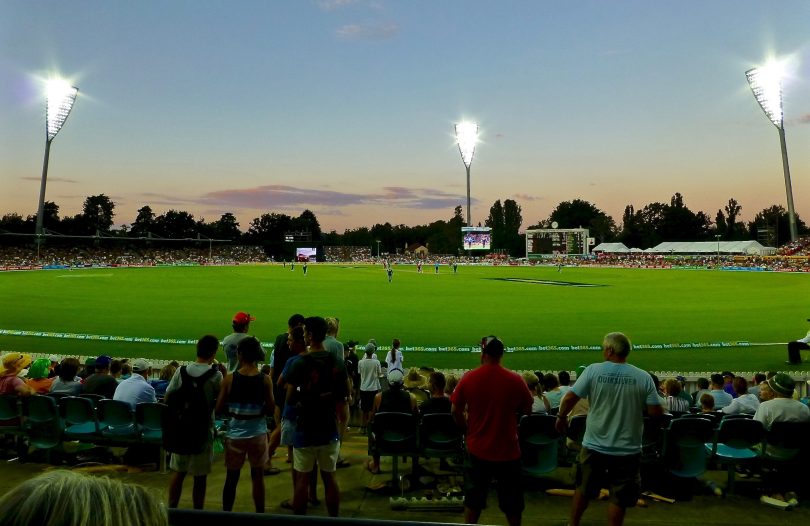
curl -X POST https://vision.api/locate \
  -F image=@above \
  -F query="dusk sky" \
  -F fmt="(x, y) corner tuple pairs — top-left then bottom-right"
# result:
(2, 1), (810, 233)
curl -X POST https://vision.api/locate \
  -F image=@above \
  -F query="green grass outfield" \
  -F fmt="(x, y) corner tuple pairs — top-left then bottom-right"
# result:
(0, 263), (808, 373)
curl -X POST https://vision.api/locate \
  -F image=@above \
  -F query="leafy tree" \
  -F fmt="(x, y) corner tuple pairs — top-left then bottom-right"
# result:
(154, 210), (198, 239)
(210, 213), (241, 241)
(80, 194), (115, 234)
(291, 210), (322, 241)
(503, 199), (523, 256)
(130, 206), (156, 238)
(0, 213), (28, 234)
(747, 205), (808, 247)
(27, 201), (61, 232)
(539, 199), (616, 243)
(485, 200), (505, 250)
(723, 198), (743, 240)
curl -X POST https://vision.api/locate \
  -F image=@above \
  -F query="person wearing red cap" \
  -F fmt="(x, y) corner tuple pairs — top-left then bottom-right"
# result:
(223, 312), (263, 374)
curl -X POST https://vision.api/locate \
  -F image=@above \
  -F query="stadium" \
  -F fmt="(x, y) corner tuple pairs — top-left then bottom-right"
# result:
(3, 3), (810, 526)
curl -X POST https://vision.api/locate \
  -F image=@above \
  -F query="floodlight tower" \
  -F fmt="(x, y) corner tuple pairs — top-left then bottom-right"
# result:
(746, 62), (798, 242)
(35, 79), (79, 240)
(455, 121), (479, 227)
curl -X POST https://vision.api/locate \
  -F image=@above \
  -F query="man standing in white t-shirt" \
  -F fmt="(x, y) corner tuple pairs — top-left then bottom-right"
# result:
(357, 344), (381, 434)
(556, 332), (662, 526)
(223, 312), (259, 374)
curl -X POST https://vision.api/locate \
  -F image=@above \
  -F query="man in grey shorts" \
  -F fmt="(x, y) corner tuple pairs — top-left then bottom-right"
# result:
(165, 335), (223, 509)
(556, 332), (662, 526)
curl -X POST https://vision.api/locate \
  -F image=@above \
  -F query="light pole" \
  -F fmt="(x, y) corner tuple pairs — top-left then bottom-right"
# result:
(375, 240), (381, 258)
(715, 234), (721, 262)
(36, 79), (79, 244)
(746, 61), (798, 242)
(454, 121), (479, 227)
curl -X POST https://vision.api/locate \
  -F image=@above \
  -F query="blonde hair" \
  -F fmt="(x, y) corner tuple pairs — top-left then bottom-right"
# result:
(0, 470), (167, 526)
(325, 317), (339, 336)
(159, 364), (177, 381)
(663, 379), (681, 397)
(521, 372), (539, 391)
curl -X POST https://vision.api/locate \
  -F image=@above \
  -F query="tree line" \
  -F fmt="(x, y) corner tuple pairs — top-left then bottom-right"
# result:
(0, 193), (805, 259)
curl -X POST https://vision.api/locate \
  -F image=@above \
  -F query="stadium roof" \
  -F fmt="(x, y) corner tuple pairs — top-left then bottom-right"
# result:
(646, 241), (775, 255)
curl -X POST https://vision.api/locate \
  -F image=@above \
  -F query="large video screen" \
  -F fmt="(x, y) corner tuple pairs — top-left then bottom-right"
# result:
(296, 248), (316, 262)
(461, 227), (492, 250)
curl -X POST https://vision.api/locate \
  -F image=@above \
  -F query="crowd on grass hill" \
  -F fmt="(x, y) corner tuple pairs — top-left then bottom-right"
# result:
(2, 243), (810, 271)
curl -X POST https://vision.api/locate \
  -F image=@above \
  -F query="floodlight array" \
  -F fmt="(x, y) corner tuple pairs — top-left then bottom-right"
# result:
(455, 121), (478, 168)
(46, 79), (78, 141)
(746, 65), (783, 128)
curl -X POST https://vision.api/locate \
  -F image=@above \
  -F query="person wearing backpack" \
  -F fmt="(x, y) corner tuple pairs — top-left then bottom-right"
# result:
(285, 316), (349, 516)
(216, 336), (275, 513)
(164, 335), (223, 510)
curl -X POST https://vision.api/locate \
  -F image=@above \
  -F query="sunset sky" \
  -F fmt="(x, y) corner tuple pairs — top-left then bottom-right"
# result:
(2, 1), (809, 233)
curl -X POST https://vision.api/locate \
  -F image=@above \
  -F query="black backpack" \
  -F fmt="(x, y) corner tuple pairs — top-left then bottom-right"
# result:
(162, 366), (218, 455)
(295, 353), (340, 438)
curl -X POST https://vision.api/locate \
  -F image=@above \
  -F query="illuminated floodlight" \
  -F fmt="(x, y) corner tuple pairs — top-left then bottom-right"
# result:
(36, 77), (79, 241)
(745, 59), (797, 242)
(454, 121), (479, 228)
(455, 121), (478, 168)
(746, 61), (785, 128)
(46, 79), (79, 141)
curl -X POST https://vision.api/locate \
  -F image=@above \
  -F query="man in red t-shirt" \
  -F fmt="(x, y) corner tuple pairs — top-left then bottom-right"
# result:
(451, 336), (533, 526)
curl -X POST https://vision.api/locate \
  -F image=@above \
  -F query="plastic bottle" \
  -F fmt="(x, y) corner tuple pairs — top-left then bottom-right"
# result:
(704, 480), (723, 497)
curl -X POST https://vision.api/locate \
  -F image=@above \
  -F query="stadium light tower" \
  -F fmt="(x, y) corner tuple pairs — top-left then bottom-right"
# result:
(455, 121), (479, 227)
(35, 78), (79, 240)
(746, 61), (798, 242)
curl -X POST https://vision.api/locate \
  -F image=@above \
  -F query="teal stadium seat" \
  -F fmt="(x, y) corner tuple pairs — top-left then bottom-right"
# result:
(704, 418), (765, 494)
(518, 414), (559, 477)
(662, 417), (714, 478)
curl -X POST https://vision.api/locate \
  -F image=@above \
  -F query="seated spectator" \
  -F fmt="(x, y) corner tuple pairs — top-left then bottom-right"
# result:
(83, 355), (118, 399)
(114, 358), (157, 409)
(674, 376), (692, 405)
(558, 370), (572, 396)
(47, 355), (60, 379)
(542, 373), (564, 409)
(699, 393), (715, 413)
(150, 364), (177, 399)
(120, 360), (132, 380)
(749, 373), (766, 400)
(692, 377), (711, 406)
(25, 359), (54, 394)
(50, 358), (83, 395)
(367, 369), (417, 474)
(649, 373), (666, 404)
(522, 372), (549, 414)
(0, 470), (167, 526)
(420, 372), (451, 415)
(721, 377), (760, 415)
(0, 353), (34, 397)
(722, 371), (737, 397)
(754, 373), (810, 430)
(403, 368), (429, 404)
(758, 381), (775, 402)
(663, 378), (690, 413)
(444, 374), (458, 397)
(110, 359), (123, 381)
(78, 358), (95, 380)
(709, 373), (733, 410)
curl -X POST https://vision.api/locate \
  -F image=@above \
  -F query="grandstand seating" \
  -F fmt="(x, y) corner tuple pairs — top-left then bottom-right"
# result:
(0, 394), (168, 466)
